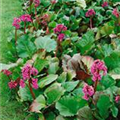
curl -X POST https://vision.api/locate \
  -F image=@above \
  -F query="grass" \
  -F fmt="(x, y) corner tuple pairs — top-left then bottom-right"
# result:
(0, 0), (27, 119)
(0, 0), (23, 62)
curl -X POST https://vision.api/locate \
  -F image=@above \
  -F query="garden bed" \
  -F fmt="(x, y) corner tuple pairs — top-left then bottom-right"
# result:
(1, 0), (120, 120)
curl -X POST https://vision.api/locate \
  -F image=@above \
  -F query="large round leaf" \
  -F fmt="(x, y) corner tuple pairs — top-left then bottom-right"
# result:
(56, 95), (87, 117)
(44, 83), (65, 105)
(29, 95), (46, 113)
(97, 95), (111, 119)
(16, 35), (36, 58)
(38, 74), (58, 88)
(35, 36), (57, 52)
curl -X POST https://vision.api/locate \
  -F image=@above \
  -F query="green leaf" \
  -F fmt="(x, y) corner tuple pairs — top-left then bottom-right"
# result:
(77, 30), (95, 54)
(11, 66), (21, 80)
(76, 0), (86, 9)
(78, 106), (94, 120)
(45, 112), (56, 120)
(97, 95), (111, 119)
(70, 19), (81, 30)
(96, 21), (114, 40)
(18, 86), (33, 101)
(104, 51), (120, 72)
(57, 72), (67, 83)
(56, 95), (87, 117)
(0, 63), (17, 71)
(16, 35), (36, 58)
(48, 21), (57, 28)
(30, 95), (46, 112)
(41, 0), (50, 7)
(101, 44), (113, 57)
(34, 58), (49, 72)
(56, 115), (66, 120)
(100, 22), (114, 36)
(39, 113), (45, 120)
(38, 74), (58, 88)
(48, 57), (59, 74)
(100, 75), (116, 89)
(111, 106), (118, 118)
(35, 36), (57, 52)
(62, 81), (79, 92)
(45, 83), (65, 104)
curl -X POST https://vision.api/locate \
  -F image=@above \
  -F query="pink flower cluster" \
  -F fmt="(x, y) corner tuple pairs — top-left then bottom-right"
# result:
(21, 64), (38, 89)
(1, 69), (12, 76)
(112, 8), (119, 18)
(54, 24), (67, 41)
(12, 14), (32, 29)
(12, 18), (21, 29)
(91, 59), (107, 82)
(102, 2), (108, 8)
(86, 9), (96, 17)
(8, 81), (17, 89)
(58, 33), (65, 41)
(41, 14), (49, 26)
(22, 64), (38, 80)
(51, 0), (57, 4)
(32, 78), (39, 89)
(20, 14), (32, 22)
(34, 0), (40, 7)
(54, 24), (67, 33)
(83, 83), (94, 100)
(115, 95), (120, 103)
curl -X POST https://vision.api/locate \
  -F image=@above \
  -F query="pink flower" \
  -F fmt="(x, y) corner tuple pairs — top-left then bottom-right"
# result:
(82, 83), (94, 101)
(83, 94), (89, 101)
(41, 14), (49, 20)
(115, 96), (120, 103)
(1, 69), (12, 76)
(32, 78), (38, 89)
(31, 67), (38, 76)
(41, 14), (49, 26)
(102, 2), (108, 8)
(8, 81), (17, 89)
(91, 59), (107, 82)
(86, 9), (96, 17)
(41, 20), (47, 26)
(20, 14), (32, 22)
(51, 0), (57, 4)
(12, 18), (21, 29)
(22, 64), (38, 80)
(112, 8), (119, 18)
(22, 64), (32, 80)
(54, 24), (67, 33)
(58, 33), (65, 41)
(20, 79), (25, 88)
(34, 0), (40, 7)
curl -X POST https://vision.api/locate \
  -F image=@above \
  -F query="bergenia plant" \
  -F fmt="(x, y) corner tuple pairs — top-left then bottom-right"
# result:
(1, 0), (120, 120)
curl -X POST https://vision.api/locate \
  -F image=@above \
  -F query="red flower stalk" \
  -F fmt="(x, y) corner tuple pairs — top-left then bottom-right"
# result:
(86, 9), (96, 29)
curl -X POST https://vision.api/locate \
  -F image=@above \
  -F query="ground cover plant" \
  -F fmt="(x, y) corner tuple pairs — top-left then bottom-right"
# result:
(1, 0), (120, 119)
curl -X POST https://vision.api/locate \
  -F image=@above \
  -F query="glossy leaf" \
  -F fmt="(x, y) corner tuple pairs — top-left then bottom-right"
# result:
(38, 74), (58, 88)
(35, 36), (57, 52)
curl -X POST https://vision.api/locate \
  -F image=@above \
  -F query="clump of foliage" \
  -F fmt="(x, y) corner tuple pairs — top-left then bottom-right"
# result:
(1, 0), (120, 119)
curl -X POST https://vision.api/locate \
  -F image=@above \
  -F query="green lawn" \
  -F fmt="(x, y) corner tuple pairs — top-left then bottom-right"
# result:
(0, 0), (26, 119)
(0, 0), (23, 62)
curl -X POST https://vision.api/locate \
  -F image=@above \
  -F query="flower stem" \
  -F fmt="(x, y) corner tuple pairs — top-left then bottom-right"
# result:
(28, 80), (36, 100)
(7, 76), (11, 81)
(94, 79), (98, 92)
(30, 0), (33, 14)
(55, 39), (62, 57)
(90, 17), (93, 29)
(15, 29), (17, 46)
(24, 22), (26, 34)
